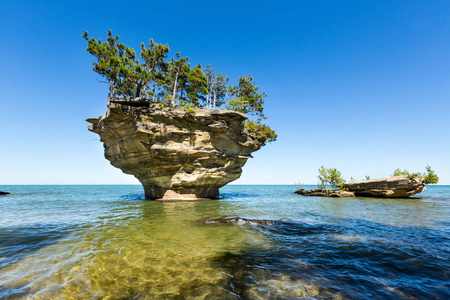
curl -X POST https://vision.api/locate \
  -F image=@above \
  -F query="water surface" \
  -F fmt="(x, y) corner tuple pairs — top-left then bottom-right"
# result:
(0, 185), (449, 299)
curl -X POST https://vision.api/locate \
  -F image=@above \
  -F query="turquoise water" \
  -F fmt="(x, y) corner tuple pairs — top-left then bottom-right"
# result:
(0, 185), (449, 299)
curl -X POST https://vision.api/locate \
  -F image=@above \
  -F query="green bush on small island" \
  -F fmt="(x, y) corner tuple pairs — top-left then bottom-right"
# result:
(317, 166), (346, 191)
(393, 165), (439, 184)
(313, 165), (439, 194)
(82, 30), (276, 145)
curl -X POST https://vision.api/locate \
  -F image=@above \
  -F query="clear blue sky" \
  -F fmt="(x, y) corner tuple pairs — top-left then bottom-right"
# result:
(1, 0), (449, 185)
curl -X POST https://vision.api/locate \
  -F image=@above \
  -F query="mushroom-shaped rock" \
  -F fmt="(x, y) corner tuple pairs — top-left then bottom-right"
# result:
(87, 102), (264, 200)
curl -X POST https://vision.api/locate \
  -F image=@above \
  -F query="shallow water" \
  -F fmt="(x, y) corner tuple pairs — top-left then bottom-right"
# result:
(0, 185), (449, 299)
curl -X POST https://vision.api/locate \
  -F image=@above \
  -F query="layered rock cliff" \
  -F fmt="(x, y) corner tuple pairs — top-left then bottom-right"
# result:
(343, 176), (426, 198)
(87, 102), (264, 200)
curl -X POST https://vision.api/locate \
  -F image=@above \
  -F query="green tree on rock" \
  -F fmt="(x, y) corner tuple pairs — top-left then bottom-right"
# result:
(140, 39), (169, 102)
(244, 121), (277, 145)
(164, 53), (190, 106)
(227, 75), (266, 121)
(82, 30), (277, 146)
(212, 72), (229, 109)
(82, 30), (125, 101)
(185, 64), (208, 107)
(393, 166), (439, 184)
(318, 166), (346, 192)
(204, 65), (229, 109)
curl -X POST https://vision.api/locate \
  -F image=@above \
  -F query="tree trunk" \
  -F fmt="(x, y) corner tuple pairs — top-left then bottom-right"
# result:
(152, 81), (156, 102)
(209, 85), (213, 108)
(171, 71), (179, 106)
(107, 79), (114, 105)
(213, 90), (217, 109)
(135, 82), (142, 98)
(110, 81), (115, 104)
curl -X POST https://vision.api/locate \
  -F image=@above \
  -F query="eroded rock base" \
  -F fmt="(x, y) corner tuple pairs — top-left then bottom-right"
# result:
(144, 186), (220, 201)
(87, 103), (264, 202)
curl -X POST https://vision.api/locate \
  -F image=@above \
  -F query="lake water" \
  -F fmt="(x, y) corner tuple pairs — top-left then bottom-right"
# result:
(0, 185), (449, 299)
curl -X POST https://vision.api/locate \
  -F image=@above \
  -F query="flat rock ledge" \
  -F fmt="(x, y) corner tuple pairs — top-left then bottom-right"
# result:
(295, 176), (427, 199)
(295, 189), (355, 197)
(87, 102), (264, 201)
(343, 175), (426, 198)
(0, 191), (10, 196)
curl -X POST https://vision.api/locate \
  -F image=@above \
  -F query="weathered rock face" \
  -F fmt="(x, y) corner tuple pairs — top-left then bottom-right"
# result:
(87, 102), (263, 200)
(344, 176), (426, 198)
(295, 189), (355, 197)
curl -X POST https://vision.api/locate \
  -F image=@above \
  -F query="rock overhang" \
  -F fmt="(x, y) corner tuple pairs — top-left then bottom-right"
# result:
(87, 102), (263, 200)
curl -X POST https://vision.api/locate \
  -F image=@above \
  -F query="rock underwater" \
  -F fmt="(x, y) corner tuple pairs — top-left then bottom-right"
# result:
(87, 101), (264, 201)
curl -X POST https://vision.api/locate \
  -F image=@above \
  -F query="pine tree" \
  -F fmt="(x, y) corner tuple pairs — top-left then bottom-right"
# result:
(163, 53), (190, 106)
(82, 30), (125, 101)
(185, 64), (208, 107)
(82, 30), (149, 100)
(212, 72), (229, 109)
(204, 65), (229, 109)
(204, 64), (214, 108)
(140, 39), (169, 102)
(227, 74), (266, 120)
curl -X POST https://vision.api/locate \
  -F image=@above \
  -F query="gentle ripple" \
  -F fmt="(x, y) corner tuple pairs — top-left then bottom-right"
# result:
(0, 185), (449, 299)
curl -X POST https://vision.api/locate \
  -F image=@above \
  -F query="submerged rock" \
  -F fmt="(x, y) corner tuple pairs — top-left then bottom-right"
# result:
(203, 216), (276, 225)
(295, 189), (355, 197)
(343, 176), (426, 198)
(87, 102), (264, 200)
(0, 191), (10, 196)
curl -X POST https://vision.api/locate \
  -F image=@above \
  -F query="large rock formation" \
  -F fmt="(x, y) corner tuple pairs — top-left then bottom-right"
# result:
(0, 191), (10, 196)
(87, 101), (264, 200)
(343, 176), (426, 198)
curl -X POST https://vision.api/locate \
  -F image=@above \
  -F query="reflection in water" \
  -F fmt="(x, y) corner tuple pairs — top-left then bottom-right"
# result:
(0, 185), (449, 299)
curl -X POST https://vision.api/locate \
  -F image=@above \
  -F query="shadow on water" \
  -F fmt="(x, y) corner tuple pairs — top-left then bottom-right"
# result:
(0, 224), (76, 299)
(119, 193), (146, 201)
(205, 216), (450, 299)
(220, 192), (261, 199)
(118, 191), (261, 201)
(0, 224), (75, 270)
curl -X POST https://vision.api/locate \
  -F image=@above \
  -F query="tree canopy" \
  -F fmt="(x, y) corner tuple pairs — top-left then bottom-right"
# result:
(83, 30), (276, 145)
(317, 166), (346, 191)
(393, 166), (439, 184)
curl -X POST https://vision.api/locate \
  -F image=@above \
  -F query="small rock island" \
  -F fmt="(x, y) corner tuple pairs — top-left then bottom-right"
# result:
(295, 176), (426, 198)
(82, 30), (277, 200)
(87, 102), (265, 200)
(295, 166), (439, 198)
(344, 176), (426, 198)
